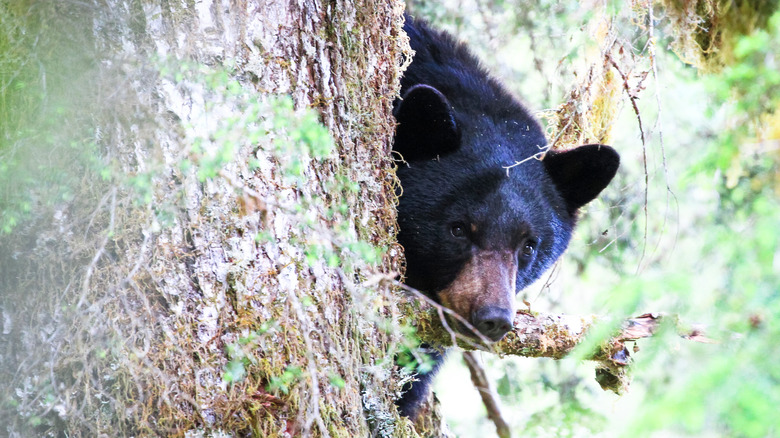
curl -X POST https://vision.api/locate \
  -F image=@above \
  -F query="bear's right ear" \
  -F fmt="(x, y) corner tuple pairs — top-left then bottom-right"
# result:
(393, 84), (460, 162)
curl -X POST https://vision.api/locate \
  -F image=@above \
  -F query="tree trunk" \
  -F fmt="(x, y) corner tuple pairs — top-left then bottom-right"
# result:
(0, 1), (420, 436)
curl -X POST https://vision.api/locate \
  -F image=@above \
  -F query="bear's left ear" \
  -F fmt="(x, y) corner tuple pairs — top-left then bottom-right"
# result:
(543, 144), (620, 214)
(393, 84), (461, 162)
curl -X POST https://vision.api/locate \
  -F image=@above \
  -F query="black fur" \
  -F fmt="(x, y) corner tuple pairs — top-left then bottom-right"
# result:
(393, 14), (619, 418)
(395, 348), (446, 418)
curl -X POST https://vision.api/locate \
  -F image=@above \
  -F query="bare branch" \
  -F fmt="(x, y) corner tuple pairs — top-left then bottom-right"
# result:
(607, 55), (651, 272)
(463, 351), (512, 438)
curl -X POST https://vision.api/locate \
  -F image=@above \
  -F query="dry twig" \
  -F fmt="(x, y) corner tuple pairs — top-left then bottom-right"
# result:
(462, 351), (512, 438)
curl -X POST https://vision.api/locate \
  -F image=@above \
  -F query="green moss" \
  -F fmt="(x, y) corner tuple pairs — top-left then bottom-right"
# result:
(662, 0), (780, 71)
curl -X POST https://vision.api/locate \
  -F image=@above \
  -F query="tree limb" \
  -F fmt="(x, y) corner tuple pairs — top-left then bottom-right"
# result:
(394, 287), (712, 395)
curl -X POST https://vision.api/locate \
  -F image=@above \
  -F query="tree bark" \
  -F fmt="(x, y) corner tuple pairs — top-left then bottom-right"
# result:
(0, 1), (416, 436)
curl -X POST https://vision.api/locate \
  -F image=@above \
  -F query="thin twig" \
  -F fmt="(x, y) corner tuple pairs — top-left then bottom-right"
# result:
(388, 278), (494, 348)
(647, 2), (681, 263)
(547, 115), (574, 150)
(77, 186), (117, 309)
(502, 149), (548, 176)
(608, 56), (650, 272)
(463, 351), (512, 438)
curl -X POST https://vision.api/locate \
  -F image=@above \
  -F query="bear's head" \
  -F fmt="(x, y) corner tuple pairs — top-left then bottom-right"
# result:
(394, 84), (619, 342)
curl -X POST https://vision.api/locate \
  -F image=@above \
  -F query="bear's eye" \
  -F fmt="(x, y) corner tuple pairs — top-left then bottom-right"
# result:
(521, 240), (536, 257)
(450, 223), (467, 238)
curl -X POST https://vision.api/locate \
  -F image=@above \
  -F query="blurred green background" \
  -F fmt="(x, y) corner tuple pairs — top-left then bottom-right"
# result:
(407, 1), (780, 437)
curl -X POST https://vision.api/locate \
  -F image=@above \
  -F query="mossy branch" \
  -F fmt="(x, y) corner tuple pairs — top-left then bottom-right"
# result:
(394, 286), (710, 395)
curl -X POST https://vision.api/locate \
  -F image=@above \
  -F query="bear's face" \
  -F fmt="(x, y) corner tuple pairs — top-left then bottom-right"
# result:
(396, 160), (574, 341)
(394, 84), (619, 342)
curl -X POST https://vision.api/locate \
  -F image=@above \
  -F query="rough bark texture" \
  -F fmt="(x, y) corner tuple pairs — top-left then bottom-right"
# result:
(0, 1), (417, 436)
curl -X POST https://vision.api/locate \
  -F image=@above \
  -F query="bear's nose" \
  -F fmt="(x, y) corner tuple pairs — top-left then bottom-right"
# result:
(472, 306), (514, 342)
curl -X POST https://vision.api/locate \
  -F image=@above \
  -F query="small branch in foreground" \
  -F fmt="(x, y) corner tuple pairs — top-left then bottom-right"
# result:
(462, 351), (512, 438)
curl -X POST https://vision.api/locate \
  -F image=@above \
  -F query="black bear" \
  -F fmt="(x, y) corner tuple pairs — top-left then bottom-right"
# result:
(393, 15), (620, 418)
